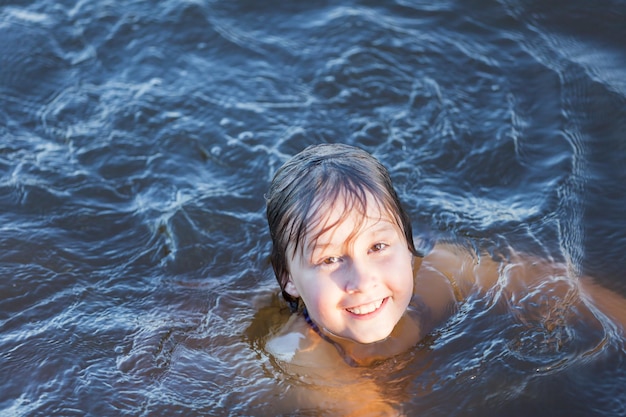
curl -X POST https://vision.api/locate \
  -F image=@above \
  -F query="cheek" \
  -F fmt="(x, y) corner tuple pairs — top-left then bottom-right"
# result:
(299, 277), (340, 318)
(294, 273), (326, 305)
(390, 251), (415, 291)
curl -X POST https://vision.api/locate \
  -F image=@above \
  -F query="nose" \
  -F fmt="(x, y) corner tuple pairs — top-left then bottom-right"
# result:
(344, 259), (378, 294)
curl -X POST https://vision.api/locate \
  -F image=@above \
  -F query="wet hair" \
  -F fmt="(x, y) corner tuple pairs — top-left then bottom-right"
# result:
(265, 143), (419, 311)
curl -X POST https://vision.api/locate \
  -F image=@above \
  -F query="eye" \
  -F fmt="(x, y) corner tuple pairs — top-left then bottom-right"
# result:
(321, 256), (341, 265)
(369, 242), (388, 253)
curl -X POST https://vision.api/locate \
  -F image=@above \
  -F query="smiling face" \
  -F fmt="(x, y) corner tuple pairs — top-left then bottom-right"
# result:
(284, 192), (414, 344)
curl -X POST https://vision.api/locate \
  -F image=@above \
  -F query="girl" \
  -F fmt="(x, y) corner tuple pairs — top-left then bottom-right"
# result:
(262, 143), (626, 414)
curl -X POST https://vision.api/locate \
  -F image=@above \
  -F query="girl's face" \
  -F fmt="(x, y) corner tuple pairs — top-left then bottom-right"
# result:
(284, 193), (414, 344)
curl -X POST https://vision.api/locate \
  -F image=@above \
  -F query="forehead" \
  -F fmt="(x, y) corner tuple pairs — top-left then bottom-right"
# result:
(298, 191), (399, 253)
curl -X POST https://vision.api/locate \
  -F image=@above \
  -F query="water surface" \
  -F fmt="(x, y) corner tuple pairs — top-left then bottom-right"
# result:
(1, 0), (625, 415)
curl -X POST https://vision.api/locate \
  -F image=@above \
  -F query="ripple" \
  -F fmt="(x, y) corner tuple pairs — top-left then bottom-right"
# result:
(1, 0), (625, 416)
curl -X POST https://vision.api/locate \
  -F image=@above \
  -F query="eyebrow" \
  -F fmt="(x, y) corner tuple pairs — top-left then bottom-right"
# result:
(308, 219), (398, 253)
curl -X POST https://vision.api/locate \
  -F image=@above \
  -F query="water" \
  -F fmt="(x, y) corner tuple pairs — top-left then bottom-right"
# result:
(1, 0), (625, 415)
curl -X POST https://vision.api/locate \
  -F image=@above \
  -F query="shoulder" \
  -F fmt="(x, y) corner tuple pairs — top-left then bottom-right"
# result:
(421, 243), (478, 276)
(416, 242), (477, 300)
(265, 314), (312, 363)
(265, 314), (344, 368)
(420, 242), (508, 295)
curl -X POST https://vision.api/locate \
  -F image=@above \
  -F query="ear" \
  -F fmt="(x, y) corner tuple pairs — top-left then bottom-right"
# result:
(283, 275), (300, 298)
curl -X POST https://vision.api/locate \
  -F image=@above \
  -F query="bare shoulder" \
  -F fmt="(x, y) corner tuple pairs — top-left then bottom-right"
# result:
(265, 314), (348, 369)
(417, 242), (485, 299)
(412, 243), (475, 327)
(263, 316), (401, 416)
(419, 242), (531, 295)
(265, 314), (310, 363)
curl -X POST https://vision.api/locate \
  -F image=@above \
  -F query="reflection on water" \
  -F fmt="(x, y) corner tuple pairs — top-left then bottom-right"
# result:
(1, 0), (625, 415)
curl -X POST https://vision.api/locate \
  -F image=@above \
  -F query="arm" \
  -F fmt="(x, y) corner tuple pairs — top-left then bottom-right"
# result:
(579, 276), (626, 332)
(420, 242), (626, 333)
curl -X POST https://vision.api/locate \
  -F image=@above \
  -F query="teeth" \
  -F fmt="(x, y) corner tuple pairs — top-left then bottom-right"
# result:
(346, 299), (384, 315)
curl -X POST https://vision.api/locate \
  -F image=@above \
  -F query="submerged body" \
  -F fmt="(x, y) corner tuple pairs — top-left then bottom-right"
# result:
(265, 242), (626, 414)
(263, 144), (626, 415)
(268, 242), (626, 366)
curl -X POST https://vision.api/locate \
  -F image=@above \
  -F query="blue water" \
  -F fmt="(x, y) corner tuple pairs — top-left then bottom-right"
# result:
(1, 0), (625, 416)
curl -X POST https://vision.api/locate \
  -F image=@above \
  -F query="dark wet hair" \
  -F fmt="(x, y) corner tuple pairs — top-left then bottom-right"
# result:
(265, 143), (419, 311)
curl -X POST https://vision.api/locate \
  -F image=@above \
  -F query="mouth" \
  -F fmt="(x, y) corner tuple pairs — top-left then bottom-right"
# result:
(345, 297), (388, 316)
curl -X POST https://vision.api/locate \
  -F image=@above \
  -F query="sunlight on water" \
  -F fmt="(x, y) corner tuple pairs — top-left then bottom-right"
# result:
(1, 0), (625, 416)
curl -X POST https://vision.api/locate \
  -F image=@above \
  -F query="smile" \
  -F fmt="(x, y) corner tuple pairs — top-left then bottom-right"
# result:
(345, 297), (387, 316)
